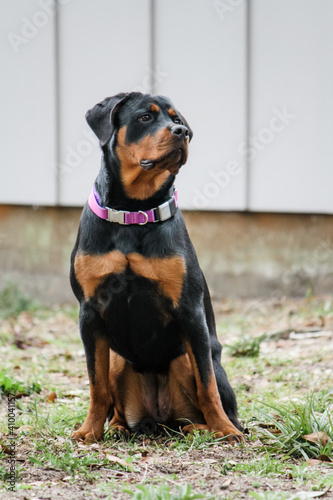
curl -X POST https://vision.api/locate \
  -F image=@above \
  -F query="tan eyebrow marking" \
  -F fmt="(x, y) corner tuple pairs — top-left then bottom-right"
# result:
(168, 108), (176, 117)
(149, 104), (159, 112)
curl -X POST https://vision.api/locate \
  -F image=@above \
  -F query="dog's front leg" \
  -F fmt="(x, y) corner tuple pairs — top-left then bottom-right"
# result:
(72, 311), (111, 443)
(182, 315), (243, 443)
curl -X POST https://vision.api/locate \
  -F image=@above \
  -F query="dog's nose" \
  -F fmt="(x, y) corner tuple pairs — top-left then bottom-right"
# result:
(170, 125), (189, 140)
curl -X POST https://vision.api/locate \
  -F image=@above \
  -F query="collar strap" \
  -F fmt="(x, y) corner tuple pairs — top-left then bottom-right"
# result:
(88, 185), (178, 225)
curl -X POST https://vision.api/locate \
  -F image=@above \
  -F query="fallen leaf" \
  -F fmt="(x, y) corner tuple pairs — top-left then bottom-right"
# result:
(46, 392), (57, 403)
(139, 456), (166, 465)
(1, 444), (12, 455)
(317, 454), (332, 463)
(15, 392), (29, 398)
(306, 459), (324, 467)
(302, 432), (329, 446)
(220, 478), (232, 489)
(291, 488), (331, 498)
(105, 454), (130, 468)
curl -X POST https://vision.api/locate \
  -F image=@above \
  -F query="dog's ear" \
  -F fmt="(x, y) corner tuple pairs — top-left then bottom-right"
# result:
(85, 93), (130, 146)
(179, 112), (193, 142)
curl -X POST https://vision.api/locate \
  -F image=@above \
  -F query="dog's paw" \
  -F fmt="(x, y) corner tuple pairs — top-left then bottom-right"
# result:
(72, 422), (105, 443)
(214, 426), (245, 444)
(182, 423), (244, 444)
(72, 429), (99, 443)
(182, 423), (211, 435)
(108, 423), (130, 440)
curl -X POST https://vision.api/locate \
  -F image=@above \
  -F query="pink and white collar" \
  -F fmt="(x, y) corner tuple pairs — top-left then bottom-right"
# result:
(88, 185), (178, 225)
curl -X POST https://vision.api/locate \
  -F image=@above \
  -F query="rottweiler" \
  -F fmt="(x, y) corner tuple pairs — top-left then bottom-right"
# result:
(70, 92), (243, 443)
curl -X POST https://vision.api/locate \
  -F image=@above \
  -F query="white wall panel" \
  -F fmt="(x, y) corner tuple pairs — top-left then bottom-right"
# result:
(155, 0), (247, 210)
(58, 0), (151, 206)
(249, 0), (333, 213)
(0, 0), (57, 205)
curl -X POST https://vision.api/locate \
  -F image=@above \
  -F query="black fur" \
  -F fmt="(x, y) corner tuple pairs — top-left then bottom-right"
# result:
(70, 92), (242, 434)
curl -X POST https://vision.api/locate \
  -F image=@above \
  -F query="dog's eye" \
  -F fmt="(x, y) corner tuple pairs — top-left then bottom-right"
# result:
(174, 118), (182, 124)
(139, 114), (152, 122)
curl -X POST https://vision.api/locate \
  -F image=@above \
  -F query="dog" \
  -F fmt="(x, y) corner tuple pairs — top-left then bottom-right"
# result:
(70, 92), (243, 443)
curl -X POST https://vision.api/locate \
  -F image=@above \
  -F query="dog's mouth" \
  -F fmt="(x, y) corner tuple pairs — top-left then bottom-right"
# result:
(140, 147), (187, 175)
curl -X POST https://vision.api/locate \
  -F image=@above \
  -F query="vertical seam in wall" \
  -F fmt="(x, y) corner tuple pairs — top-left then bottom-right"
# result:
(54, 1), (61, 206)
(150, 0), (156, 94)
(245, 0), (251, 211)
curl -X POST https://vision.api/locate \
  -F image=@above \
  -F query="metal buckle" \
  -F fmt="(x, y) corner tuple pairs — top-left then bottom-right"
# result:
(158, 200), (172, 221)
(107, 209), (128, 225)
(138, 210), (149, 225)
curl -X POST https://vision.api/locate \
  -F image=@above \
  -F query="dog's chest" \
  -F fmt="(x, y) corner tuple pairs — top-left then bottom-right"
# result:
(74, 250), (186, 308)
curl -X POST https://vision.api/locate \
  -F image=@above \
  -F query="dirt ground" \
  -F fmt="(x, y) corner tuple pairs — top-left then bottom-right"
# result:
(0, 296), (333, 499)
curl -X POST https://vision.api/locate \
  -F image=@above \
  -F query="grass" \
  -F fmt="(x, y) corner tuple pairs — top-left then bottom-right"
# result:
(0, 371), (41, 397)
(225, 333), (267, 358)
(122, 484), (209, 500)
(255, 390), (333, 459)
(1, 294), (333, 498)
(231, 454), (287, 477)
(0, 282), (39, 319)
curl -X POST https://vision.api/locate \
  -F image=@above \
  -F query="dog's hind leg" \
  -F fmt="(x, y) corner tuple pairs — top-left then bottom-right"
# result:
(179, 309), (244, 443)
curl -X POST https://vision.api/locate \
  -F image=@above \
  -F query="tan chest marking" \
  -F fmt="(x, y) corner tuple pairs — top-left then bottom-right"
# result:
(74, 251), (186, 307)
(74, 251), (128, 300)
(127, 253), (186, 307)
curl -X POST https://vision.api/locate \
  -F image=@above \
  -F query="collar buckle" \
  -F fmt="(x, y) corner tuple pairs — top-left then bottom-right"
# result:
(89, 185), (178, 225)
(158, 200), (172, 221)
(107, 208), (129, 225)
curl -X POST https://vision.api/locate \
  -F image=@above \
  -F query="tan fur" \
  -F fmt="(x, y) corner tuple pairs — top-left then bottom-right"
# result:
(75, 251), (186, 308)
(74, 251), (128, 300)
(127, 253), (186, 307)
(116, 126), (180, 199)
(184, 341), (243, 440)
(72, 337), (111, 442)
(108, 351), (204, 430)
(150, 104), (160, 112)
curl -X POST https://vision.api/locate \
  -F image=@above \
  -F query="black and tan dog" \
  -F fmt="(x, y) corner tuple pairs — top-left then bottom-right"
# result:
(70, 92), (243, 443)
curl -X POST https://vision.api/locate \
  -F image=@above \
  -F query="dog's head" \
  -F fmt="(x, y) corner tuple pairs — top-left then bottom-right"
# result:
(86, 92), (193, 199)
